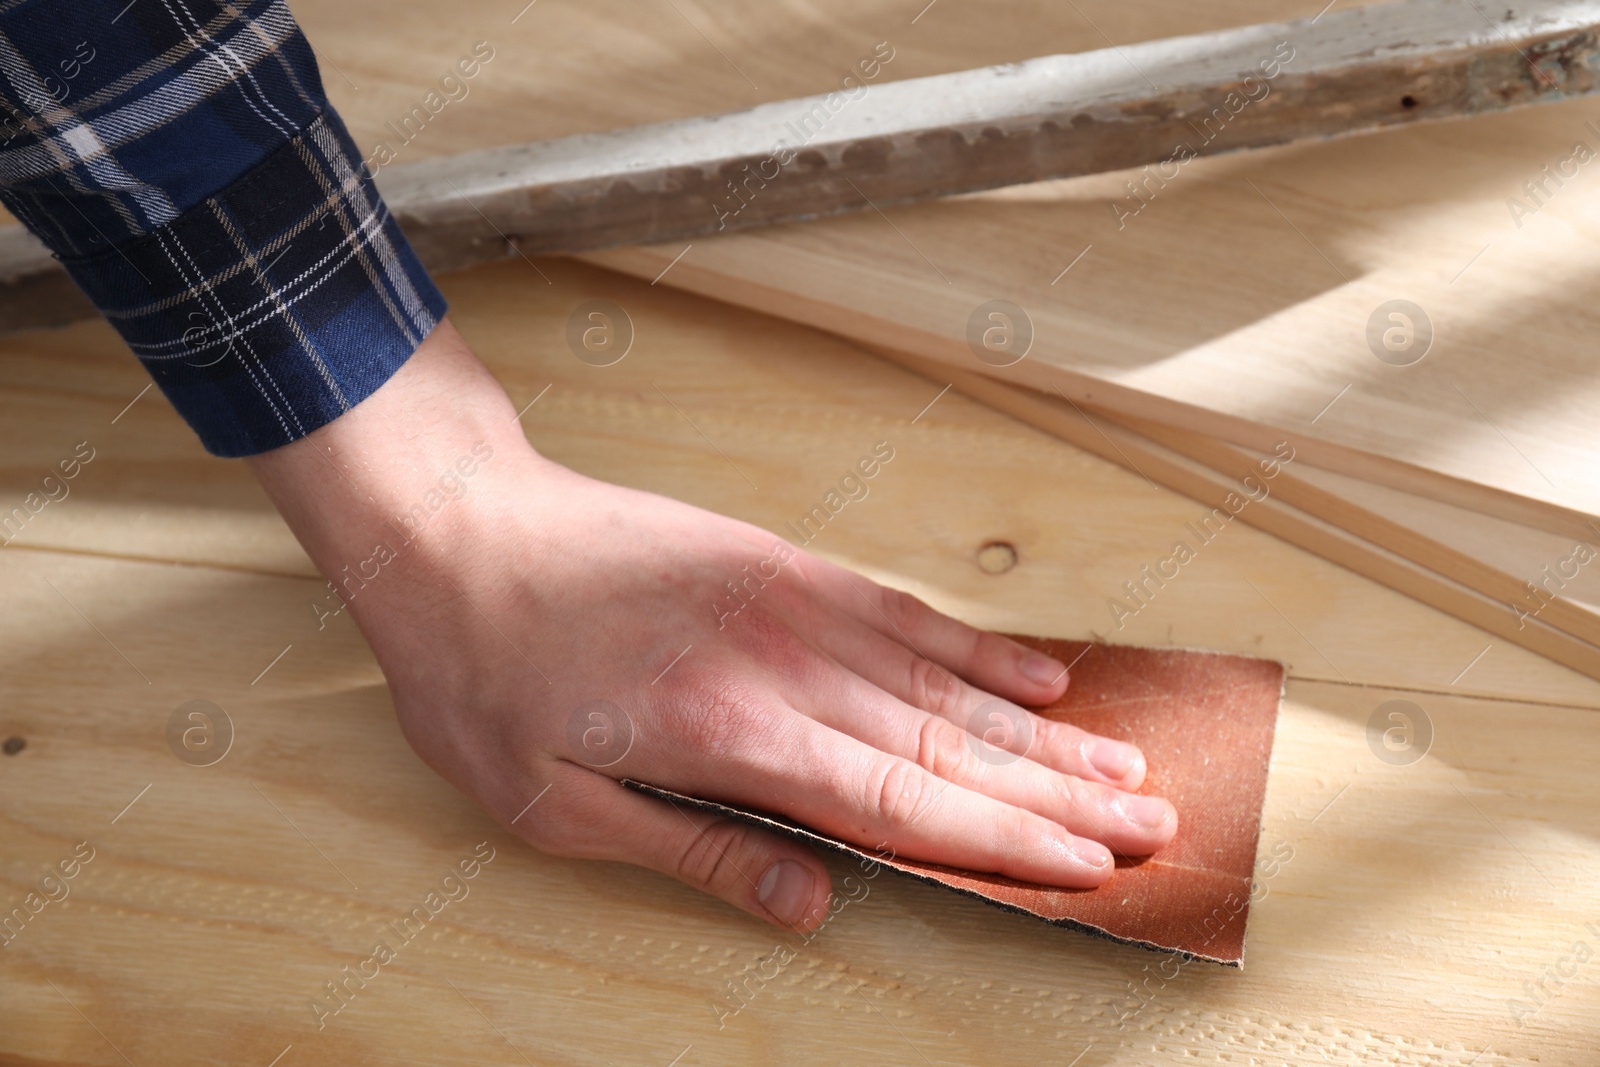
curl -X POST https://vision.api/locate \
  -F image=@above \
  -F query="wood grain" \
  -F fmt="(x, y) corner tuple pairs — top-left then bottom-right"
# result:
(5, 256), (1599, 709)
(1, 3), (1597, 1062)
(576, 91), (1600, 534)
(4, 541), (1597, 1065)
(2, 253), (1597, 1063)
(391, 0), (1600, 263)
(1112, 414), (1600, 646)
(877, 347), (1600, 680)
(8, 0), (1598, 325)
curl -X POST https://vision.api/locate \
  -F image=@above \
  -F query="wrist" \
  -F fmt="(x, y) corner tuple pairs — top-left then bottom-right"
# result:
(247, 319), (551, 615)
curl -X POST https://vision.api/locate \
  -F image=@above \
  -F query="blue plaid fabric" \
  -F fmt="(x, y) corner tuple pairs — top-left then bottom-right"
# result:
(0, 0), (446, 456)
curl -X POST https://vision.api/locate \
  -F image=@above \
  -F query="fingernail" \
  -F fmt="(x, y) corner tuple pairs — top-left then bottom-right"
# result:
(1082, 841), (1112, 869)
(757, 860), (816, 926)
(1052, 829), (1111, 871)
(1119, 793), (1173, 830)
(1089, 739), (1140, 780)
(1019, 651), (1066, 687)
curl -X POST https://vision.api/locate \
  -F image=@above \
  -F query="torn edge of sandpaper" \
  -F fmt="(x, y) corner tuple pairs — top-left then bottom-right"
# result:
(622, 780), (1259, 965)
(626, 636), (1286, 967)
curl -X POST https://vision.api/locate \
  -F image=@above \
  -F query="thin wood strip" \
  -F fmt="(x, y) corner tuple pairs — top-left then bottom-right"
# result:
(875, 347), (1600, 682)
(1109, 413), (1600, 649)
(588, 241), (1600, 542)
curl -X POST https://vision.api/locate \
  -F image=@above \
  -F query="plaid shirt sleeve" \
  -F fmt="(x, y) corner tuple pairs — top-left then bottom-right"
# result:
(0, 0), (447, 457)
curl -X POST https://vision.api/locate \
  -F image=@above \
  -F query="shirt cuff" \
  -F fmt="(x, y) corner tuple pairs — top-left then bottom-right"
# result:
(55, 107), (446, 457)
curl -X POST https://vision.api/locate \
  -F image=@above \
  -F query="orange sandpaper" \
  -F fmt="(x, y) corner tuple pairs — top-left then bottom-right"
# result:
(631, 635), (1285, 966)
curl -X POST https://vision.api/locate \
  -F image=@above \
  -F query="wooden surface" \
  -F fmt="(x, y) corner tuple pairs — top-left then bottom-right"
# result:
(4, 256), (1600, 1067)
(537, 4), (1600, 530)
(0, 0), (1345, 331)
(9, 0), (1599, 324)
(5, 2), (1600, 1063)
(375, 0), (1600, 261)
(1075, 407), (1600, 651)
(875, 348), (1600, 680)
(582, 77), (1600, 530)
(1118, 416), (1600, 645)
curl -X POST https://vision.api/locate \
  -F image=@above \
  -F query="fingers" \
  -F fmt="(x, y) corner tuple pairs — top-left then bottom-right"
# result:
(765, 718), (1118, 888)
(797, 606), (1148, 791)
(519, 761), (833, 931)
(583, 672), (1113, 887)
(784, 649), (1176, 856)
(796, 555), (1070, 707)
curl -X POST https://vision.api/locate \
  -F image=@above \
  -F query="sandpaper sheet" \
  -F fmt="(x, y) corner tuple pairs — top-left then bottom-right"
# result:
(631, 636), (1284, 966)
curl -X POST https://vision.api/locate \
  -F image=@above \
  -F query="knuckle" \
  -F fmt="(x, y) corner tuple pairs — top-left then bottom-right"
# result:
(673, 819), (748, 892)
(755, 559), (807, 611)
(879, 586), (927, 632)
(906, 654), (965, 719)
(661, 668), (771, 762)
(1049, 772), (1082, 815)
(914, 714), (972, 783)
(525, 817), (582, 857)
(1052, 774), (1103, 820)
(1022, 717), (1091, 775)
(871, 758), (935, 831)
(728, 600), (786, 653)
(965, 629), (1005, 672)
(1037, 719), (1088, 760)
(725, 608), (812, 679)
(515, 793), (589, 858)
(999, 797), (1039, 851)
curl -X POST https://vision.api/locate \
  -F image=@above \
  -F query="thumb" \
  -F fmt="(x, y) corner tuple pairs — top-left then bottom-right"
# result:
(522, 764), (834, 930)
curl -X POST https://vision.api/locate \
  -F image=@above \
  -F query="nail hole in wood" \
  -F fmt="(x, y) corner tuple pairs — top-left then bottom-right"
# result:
(976, 541), (1018, 575)
(1400, 95), (1418, 109)
(2, 736), (24, 755)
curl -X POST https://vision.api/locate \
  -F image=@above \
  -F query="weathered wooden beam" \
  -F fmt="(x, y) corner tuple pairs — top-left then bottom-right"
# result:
(0, 231), (92, 330)
(392, 0), (1600, 269)
(4, 0), (1598, 332)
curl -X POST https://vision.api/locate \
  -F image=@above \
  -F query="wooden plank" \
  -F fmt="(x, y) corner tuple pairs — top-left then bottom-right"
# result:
(3, 545), (1598, 1065)
(7, 255), (1600, 708)
(300, 0), (1311, 149)
(581, 80), (1600, 534)
(2, 5), (1596, 1058)
(1111, 414), (1600, 647)
(384, 0), (1600, 267)
(0, 0), (1284, 328)
(1315, 465), (1600, 615)
(876, 347), (1600, 681)
(0, 241), (92, 332)
(5, 0), (1598, 331)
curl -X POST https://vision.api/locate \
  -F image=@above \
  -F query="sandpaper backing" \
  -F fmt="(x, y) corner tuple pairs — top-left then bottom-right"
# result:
(629, 636), (1285, 966)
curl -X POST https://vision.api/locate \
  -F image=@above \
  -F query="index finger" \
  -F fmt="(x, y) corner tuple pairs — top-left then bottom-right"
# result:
(771, 717), (1115, 888)
(795, 555), (1071, 707)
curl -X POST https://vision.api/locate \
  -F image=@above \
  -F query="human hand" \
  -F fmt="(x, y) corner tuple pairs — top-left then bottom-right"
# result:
(249, 321), (1177, 931)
